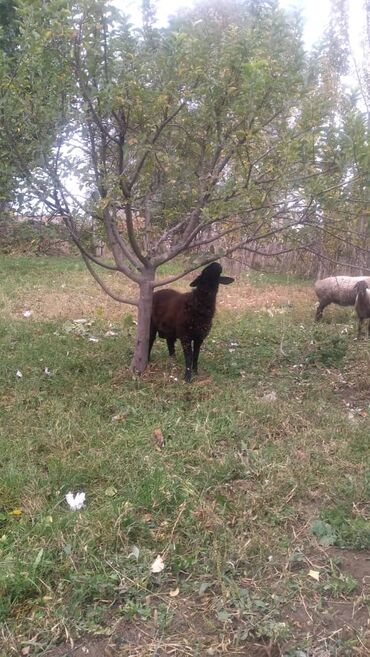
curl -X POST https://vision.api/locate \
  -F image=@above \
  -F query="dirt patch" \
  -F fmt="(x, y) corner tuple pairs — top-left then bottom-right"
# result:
(8, 276), (314, 322)
(285, 547), (370, 652)
(43, 547), (370, 657)
(44, 597), (282, 657)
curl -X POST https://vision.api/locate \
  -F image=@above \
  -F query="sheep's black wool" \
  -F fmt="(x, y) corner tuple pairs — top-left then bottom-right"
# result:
(354, 280), (370, 337)
(149, 263), (234, 382)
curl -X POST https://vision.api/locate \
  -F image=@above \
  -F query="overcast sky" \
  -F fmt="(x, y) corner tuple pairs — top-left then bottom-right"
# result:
(115, 0), (366, 57)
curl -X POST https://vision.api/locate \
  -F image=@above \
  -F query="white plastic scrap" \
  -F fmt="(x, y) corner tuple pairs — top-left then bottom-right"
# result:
(262, 391), (277, 403)
(22, 310), (32, 318)
(65, 491), (86, 511)
(151, 554), (165, 573)
(16, 370), (23, 378)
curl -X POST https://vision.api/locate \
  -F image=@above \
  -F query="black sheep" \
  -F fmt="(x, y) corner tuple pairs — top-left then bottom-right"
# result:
(354, 280), (370, 337)
(149, 262), (234, 382)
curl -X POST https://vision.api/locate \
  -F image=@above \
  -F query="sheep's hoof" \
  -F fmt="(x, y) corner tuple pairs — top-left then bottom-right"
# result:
(184, 369), (192, 383)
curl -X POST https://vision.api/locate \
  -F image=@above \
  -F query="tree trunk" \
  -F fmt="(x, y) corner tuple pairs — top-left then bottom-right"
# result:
(130, 268), (155, 374)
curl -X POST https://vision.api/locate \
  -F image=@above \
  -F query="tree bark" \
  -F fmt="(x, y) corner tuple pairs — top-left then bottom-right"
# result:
(130, 268), (155, 374)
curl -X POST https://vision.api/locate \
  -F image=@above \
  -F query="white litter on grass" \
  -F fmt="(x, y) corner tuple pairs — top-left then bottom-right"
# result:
(104, 330), (118, 337)
(65, 492), (86, 511)
(88, 337), (99, 343)
(44, 367), (52, 375)
(262, 391), (277, 403)
(73, 319), (88, 324)
(128, 545), (140, 560)
(16, 370), (23, 378)
(22, 310), (32, 318)
(151, 554), (165, 573)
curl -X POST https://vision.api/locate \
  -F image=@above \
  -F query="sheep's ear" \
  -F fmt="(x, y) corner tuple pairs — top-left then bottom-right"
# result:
(189, 272), (204, 287)
(219, 276), (235, 285)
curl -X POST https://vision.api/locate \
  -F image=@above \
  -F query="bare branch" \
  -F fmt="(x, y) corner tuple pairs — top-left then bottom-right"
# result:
(124, 202), (148, 265)
(82, 255), (139, 306)
(127, 101), (187, 193)
(300, 244), (370, 274)
(153, 217), (310, 288)
(152, 209), (203, 266)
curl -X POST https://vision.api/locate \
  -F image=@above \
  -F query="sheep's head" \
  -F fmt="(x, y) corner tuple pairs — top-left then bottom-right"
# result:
(190, 262), (235, 289)
(354, 280), (369, 295)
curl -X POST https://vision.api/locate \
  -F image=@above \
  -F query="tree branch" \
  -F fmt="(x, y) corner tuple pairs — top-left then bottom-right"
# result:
(127, 101), (187, 193)
(82, 255), (139, 306)
(124, 202), (148, 266)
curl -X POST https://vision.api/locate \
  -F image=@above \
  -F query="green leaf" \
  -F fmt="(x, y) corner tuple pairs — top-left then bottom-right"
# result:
(311, 520), (336, 546)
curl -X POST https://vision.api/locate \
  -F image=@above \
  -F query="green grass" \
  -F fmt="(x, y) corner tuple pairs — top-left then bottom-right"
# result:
(0, 256), (369, 656)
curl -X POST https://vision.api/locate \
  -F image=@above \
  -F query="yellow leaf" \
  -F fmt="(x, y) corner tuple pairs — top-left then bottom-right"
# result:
(169, 587), (180, 597)
(99, 197), (111, 210)
(9, 508), (22, 516)
(308, 569), (320, 581)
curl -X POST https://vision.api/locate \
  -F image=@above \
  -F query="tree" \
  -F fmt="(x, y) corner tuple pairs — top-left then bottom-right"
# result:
(0, 0), (342, 373)
(0, 0), (66, 210)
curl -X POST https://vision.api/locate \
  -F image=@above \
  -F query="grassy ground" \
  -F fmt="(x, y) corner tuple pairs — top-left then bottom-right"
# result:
(0, 255), (369, 657)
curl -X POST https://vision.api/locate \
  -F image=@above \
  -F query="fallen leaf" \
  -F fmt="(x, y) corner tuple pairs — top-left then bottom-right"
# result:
(21, 647), (30, 656)
(34, 547), (44, 568)
(151, 554), (165, 573)
(308, 569), (320, 581)
(9, 508), (22, 516)
(153, 428), (165, 449)
(169, 587), (180, 597)
(112, 414), (126, 422)
(217, 610), (231, 621)
(195, 377), (212, 386)
(104, 486), (117, 497)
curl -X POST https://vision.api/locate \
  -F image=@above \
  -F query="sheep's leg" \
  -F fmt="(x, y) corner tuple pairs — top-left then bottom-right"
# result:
(148, 323), (157, 361)
(357, 319), (364, 338)
(192, 338), (203, 375)
(166, 338), (176, 357)
(368, 320), (370, 338)
(180, 339), (193, 382)
(315, 302), (327, 321)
